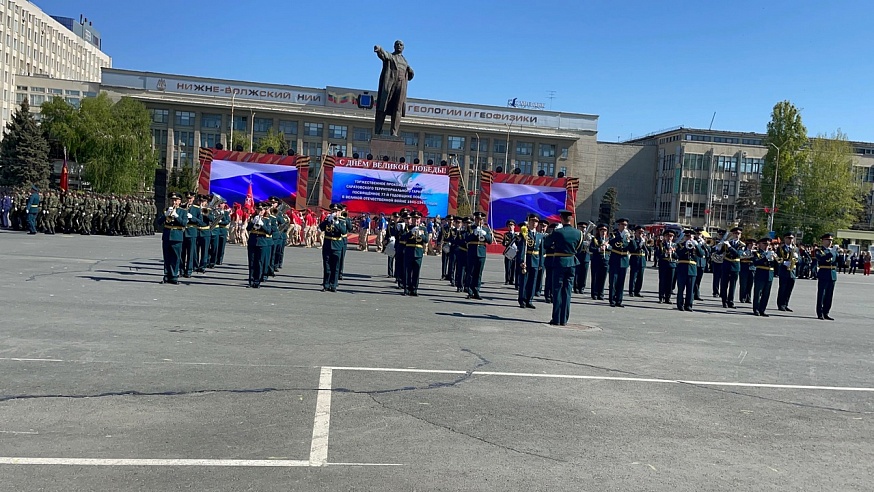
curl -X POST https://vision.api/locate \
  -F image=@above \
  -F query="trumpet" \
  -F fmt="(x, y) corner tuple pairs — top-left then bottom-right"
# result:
(685, 239), (696, 250)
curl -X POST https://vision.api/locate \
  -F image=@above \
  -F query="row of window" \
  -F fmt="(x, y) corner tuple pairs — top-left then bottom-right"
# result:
(678, 153), (764, 174)
(684, 134), (763, 146)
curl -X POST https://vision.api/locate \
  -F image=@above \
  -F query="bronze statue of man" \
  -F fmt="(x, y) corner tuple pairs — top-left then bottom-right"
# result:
(374, 40), (414, 136)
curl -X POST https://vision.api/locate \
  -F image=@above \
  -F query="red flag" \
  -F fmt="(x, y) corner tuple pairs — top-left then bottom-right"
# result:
(244, 181), (255, 215)
(60, 148), (69, 192)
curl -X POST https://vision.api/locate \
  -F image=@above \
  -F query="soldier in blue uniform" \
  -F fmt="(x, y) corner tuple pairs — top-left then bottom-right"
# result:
(775, 232), (798, 312)
(25, 185), (41, 234)
(517, 214), (543, 308)
(158, 192), (188, 284)
(752, 238), (778, 316)
(453, 217), (470, 292)
(675, 230), (704, 311)
(246, 201), (276, 288)
(402, 211), (429, 296)
(588, 223), (610, 300)
(815, 233), (838, 320)
(573, 221), (591, 295)
(656, 230), (677, 303)
(544, 210), (582, 326)
(627, 225), (647, 297)
(464, 211), (493, 300)
(738, 238), (756, 303)
(719, 227), (743, 308)
(319, 203), (347, 292)
(180, 192), (203, 278)
(607, 218), (631, 307)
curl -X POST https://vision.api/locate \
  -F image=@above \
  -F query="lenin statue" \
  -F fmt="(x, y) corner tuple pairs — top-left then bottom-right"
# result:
(374, 40), (414, 136)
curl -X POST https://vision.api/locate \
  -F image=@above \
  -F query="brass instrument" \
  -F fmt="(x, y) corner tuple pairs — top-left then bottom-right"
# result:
(646, 238), (655, 247)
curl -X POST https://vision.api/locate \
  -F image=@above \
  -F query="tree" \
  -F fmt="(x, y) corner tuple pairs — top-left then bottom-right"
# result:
(598, 187), (619, 225)
(792, 131), (862, 240)
(231, 131), (251, 152)
(735, 179), (764, 236)
(255, 128), (289, 155)
(763, 100), (808, 233)
(168, 166), (197, 195)
(0, 99), (51, 189)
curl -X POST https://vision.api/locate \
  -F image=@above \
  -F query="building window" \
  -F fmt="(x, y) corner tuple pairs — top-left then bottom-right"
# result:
(279, 120), (298, 136)
(740, 157), (764, 174)
(401, 131), (419, 146)
(254, 117), (272, 132)
(537, 161), (555, 176)
(351, 145), (370, 158)
(152, 128), (168, 160)
(150, 108), (169, 124)
(559, 166), (567, 176)
(424, 133), (443, 148)
(470, 137), (488, 153)
(715, 155), (738, 172)
(328, 124), (347, 139)
(65, 90), (80, 96)
(539, 144), (556, 158)
(353, 127), (371, 141)
(493, 156), (506, 170)
(447, 135), (465, 151)
(742, 138), (763, 146)
(15, 92), (26, 103)
(66, 97), (80, 108)
(405, 150), (418, 163)
(29, 86), (44, 92)
(201, 113), (221, 130)
(560, 147), (569, 159)
(175, 111), (195, 127)
(29, 94), (45, 106)
(303, 122), (323, 137)
(516, 141), (533, 156)
(232, 115), (248, 131)
(83, 91), (97, 98)
(302, 141), (322, 157)
(683, 153), (708, 171)
(49, 88), (63, 95)
(423, 151), (441, 165)
(201, 133), (220, 148)
(515, 160), (533, 174)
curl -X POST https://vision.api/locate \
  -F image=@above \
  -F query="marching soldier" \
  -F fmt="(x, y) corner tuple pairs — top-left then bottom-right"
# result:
(542, 222), (557, 303)
(675, 230), (704, 311)
(215, 203), (231, 265)
(719, 227), (743, 309)
(402, 210), (429, 296)
(246, 201), (276, 289)
(775, 232), (798, 312)
(693, 227), (707, 301)
(464, 211), (494, 300)
(25, 185), (40, 234)
(738, 238), (756, 303)
(573, 221), (591, 295)
(195, 194), (212, 273)
(607, 218), (631, 307)
(656, 230), (677, 304)
(627, 225), (647, 297)
(710, 229), (725, 297)
(158, 192), (188, 284)
(517, 214), (543, 308)
(544, 210), (582, 326)
(338, 204), (353, 280)
(502, 219), (518, 286)
(180, 192), (202, 278)
(384, 211), (398, 277)
(394, 210), (409, 290)
(319, 203), (347, 292)
(588, 223), (610, 300)
(453, 217), (470, 292)
(815, 233), (838, 320)
(752, 237), (778, 317)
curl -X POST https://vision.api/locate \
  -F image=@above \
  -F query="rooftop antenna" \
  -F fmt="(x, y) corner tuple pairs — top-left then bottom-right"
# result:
(708, 111), (716, 131)
(547, 90), (556, 110)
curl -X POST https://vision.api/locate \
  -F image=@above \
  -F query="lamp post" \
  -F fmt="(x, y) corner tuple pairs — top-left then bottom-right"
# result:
(229, 93), (236, 150)
(767, 142), (783, 233)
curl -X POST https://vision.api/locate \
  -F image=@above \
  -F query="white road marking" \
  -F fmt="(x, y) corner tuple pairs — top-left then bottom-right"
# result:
(309, 367), (333, 467)
(0, 430), (38, 435)
(0, 358), (64, 362)
(329, 366), (874, 393)
(0, 458), (401, 467)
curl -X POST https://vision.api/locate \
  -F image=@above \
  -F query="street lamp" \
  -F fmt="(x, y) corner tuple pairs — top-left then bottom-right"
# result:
(229, 92), (236, 150)
(767, 142), (783, 233)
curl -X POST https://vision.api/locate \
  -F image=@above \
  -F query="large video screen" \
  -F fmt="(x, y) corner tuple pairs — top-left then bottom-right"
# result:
(332, 166), (450, 217)
(488, 182), (567, 227)
(209, 159), (298, 206)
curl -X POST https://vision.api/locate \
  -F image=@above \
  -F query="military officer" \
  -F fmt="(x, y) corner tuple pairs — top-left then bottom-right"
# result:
(453, 217), (470, 292)
(464, 211), (494, 300)
(502, 219), (518, 286)
(246, 201), (276, 288)
(775, 232), (798, 312)
(738, 238), (756, 303)
(719, 227), (743, 308)
(384, 211), (398, 277)
(752, 238), (778, 317)
(573, 221), (591, 295)
(656, 230), (678, 303)
(338, 204), (353, 280)
(517, 214), (544, 308)
(402, 210), (429, 296)
(180, 192), (202, 277)
(544, 210), (582, 326)
(675, 230), (704, 311)
(215, 203), (231, 265)
(393, 210), (409, 290)
(319, 203), (347, 292)
(158, 192), (189, 284)
(206, 196), (221, 269)
(25, 185), (40, 234)
(194, 194), (212, 273)
(438, 215), (453, 280)
(815, 233), (838, 320)
(692, 227), (708, 301)
(588, 223), (610, 300)
(607, 218), (631, 307)
(627, 225), (647, 297)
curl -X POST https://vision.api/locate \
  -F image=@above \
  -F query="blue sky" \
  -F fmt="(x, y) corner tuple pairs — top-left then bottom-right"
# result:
(36, 0), (874, 142)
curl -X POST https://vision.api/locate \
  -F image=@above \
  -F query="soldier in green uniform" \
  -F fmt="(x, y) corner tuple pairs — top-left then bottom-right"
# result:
(269, 197), (288, 272)
(738, 238), (755, 303)
(401, 210), (429, 296)
(815, 233), (838, 320)
(45, 190), (59, 235)
(25, 185), (41, 234)
(338, 204), (353, 280)
(319, 203), (347, 292)
(517, 214), (543, 308)
(464, 211), (494, 300)
(246, 201), (276, 288)
(502, 219), (518, 286)
(37, 190), (48, 233)
(675, 230), (704, 311)
(752, 238), (778, 316)
(384, 212), (398, 277)
(394, 210), (409, 290)
(204, 196), (219, 268)
(588, 223), (610, 300)
(544, 210), (582, 326)
(453, 217), (470, 292)
(180, 192), (202, 277)
(158, 192), (189, 284)
(607, 218), (631, 307)
(215, 203), (231, 265)
(656, 230), (677, 303)
(627, 225), (647, 297)
(719, 227), (743, 308)
(192, 195), (211, 273)
(542, 222), (557, 303)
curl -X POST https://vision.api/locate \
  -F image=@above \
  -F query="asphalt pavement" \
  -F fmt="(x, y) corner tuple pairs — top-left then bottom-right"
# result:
(0, 229), (872, 491)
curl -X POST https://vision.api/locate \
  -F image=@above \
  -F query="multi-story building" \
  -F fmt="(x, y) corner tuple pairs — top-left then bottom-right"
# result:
(0, 0), (110, 129)
(627, 127), (874, 232)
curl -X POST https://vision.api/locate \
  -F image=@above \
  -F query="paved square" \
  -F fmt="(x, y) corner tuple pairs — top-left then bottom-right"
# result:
(0, 230), (872, 491)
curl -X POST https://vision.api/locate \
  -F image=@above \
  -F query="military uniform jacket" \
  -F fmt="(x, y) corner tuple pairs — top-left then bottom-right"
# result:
(248, 215), (276, 247)
(676, 242), (704, 276)
(452, 227), (468, 253)
(628, 237), (647, 268)
(391, 222), (408, 256)
(656, 242), (678, 267)
(402, 225), (429, 259)
(26, 192), (40, 214)
(319, 217), (348, 253)
(815, 247), (838, 281)
(158, 207), (189, 242)
(516, 230), (544, 270)
(608, 232), (631, 269)
(721, 240), (742, 272)
(753, 250), (778, 281)
(217, 210), (231, 237)
(198, 207), (214, 237)
(544, 225), (583, 268)
(465, 226), (494, 258)
(183, 205), (204, 238)
(776, 244), (797, 279)
(589, 235), (610, 267)
(739, 246), (755, 271)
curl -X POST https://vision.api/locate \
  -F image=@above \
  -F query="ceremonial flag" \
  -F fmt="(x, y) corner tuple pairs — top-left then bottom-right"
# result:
(244, 181), (255, 215)
(60, 146), (69, 192)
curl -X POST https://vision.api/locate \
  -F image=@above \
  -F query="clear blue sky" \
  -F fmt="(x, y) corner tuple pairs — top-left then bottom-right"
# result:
(36, 0), (874, 142)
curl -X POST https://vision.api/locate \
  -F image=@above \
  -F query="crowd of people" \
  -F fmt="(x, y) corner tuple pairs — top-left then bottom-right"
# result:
(1, 186), (156, 236)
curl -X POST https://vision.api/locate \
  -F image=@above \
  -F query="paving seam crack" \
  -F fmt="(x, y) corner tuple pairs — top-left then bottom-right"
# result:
(0, 387), (315, 403)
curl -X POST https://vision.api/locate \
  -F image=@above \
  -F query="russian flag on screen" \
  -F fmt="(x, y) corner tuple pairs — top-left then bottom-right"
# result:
(209, 159), (297, 206)
(488, 182), (567, 227)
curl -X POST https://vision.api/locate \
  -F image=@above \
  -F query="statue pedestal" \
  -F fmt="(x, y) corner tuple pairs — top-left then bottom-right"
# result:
(369, 134), (405, 161)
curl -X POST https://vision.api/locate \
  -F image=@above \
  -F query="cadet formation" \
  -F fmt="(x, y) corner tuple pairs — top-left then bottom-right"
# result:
(2, 185), (846, 323)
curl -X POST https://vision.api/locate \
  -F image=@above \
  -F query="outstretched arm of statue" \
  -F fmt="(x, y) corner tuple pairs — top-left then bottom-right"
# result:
(374, 45), (387, 60)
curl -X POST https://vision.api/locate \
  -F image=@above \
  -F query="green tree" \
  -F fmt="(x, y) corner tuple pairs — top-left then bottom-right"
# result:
(231, 131), (251, 152)
(598, 187), (619, 225)
(763, 100), (808, 233)
(735, 179), (764, 236)
(168, 166), (197, 195)
(255, 128), (289, 155)
(0, 98), (51, 189)
(793, 131), (862, 240)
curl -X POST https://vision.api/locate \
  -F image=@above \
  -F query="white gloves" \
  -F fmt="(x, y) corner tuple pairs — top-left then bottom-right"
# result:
(171, 211), (178, 218)
(783, 261), (791, 267)
(187, 213), (193, 219)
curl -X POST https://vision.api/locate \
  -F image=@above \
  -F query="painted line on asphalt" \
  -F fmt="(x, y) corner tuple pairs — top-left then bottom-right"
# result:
(309, 367), (333, 467)
(0, 358), (64, 362)
(0, 458), (402, 467)
(329, 366), (874, 392)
